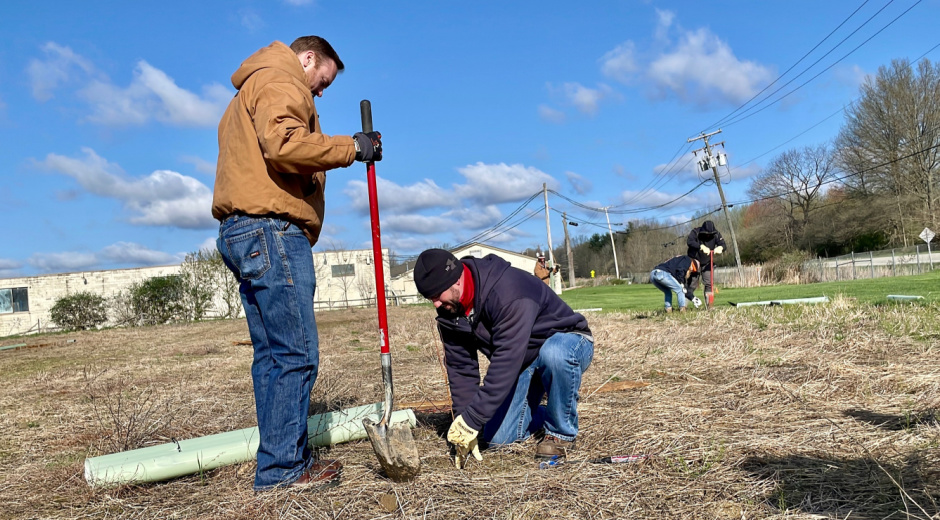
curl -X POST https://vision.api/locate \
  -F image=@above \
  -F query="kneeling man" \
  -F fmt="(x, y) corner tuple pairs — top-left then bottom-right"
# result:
(413, 249), (594, 468)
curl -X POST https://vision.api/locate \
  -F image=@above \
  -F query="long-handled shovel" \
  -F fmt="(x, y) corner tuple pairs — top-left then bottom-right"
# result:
(359, 100), (421, 482)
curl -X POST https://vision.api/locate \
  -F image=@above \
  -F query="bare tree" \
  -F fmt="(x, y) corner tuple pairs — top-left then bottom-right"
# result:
(836, 58), (940, 242)
(747, 144), (839, 250)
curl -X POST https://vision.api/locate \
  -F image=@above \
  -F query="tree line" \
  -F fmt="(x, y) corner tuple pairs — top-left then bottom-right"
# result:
(540, 58), (940, 281)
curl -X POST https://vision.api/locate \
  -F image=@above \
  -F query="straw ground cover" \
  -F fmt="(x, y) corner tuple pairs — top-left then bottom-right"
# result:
(0, 299), (938, 519)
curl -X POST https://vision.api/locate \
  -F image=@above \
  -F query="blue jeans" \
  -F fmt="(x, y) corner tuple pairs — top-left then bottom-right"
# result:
(217, 215), (319, 490)
(482, 332), (594, 445)
(650, 269), (686, 309)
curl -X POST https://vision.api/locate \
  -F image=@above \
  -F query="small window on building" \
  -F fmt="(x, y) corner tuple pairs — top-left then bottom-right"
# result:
(469, 249), (482, 258)
(0, 289), (11, 314)
(0, 288), (29, 314)
(331, 264), (355, 277)
(13, 288), (29, 312)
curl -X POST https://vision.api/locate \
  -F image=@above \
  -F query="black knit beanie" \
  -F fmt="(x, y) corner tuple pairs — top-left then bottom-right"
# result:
(413, 249), (462, 298)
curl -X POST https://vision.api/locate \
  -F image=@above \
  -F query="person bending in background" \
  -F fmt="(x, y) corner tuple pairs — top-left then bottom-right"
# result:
(686, 220), (726, 305)
(650, 255), (700, 313)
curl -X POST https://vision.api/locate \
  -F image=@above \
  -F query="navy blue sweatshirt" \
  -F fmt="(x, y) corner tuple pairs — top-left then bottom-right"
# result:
(653, 255), (697, 299)
(435, 254), (591, 431)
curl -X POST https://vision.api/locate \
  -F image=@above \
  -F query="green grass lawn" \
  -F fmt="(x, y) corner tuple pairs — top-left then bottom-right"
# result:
(561, 269), (940, 313)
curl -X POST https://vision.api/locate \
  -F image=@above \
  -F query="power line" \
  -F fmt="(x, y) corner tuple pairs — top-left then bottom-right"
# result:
(721, 0), (923, 129)
(703, 0), (875, 132)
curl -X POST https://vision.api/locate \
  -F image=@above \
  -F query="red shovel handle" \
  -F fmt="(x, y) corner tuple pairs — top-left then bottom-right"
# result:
(361, 100), (389, 355)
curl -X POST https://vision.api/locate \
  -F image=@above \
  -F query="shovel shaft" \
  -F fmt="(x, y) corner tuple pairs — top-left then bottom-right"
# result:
(361, 100), (389, 356)
(362, 100), (393, 425)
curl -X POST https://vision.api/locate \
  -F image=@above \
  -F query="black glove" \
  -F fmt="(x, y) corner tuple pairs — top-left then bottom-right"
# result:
(353, 131), (382, 162)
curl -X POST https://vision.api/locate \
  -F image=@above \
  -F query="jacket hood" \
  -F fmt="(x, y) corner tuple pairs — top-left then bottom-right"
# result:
(699, 220), (718, 236)
(462, 255), (511, 308)
(231, 41), (305, 90)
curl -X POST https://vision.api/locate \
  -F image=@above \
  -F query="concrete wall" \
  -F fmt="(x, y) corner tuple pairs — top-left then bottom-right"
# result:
(0, 265), (180, 337)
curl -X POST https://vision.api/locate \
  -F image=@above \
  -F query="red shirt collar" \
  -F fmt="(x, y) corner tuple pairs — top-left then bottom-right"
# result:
(459, 264), (474, 316)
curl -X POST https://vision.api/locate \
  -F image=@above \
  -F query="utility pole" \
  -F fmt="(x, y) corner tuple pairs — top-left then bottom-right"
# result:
(688, 129), (743, 271)
(603, 207), (621, 279)
(562, 212), (576, 289)
(543, 183), (561, 294)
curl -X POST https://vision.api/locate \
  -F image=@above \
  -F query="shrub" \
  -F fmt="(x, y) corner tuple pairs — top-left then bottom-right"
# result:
(131, 275), (187, 326)
(50, 292), (108, 331)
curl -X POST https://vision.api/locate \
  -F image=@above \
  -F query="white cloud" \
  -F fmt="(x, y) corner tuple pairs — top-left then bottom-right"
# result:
(27, 251), (99, 273)
(344, 177), (451, 214)
(654, 9), (675, 41)
(238, 9), (266, 32)
(549, 82), (615, 115)
(648, 28), (774, 106)
(565, 171), (592, 195)
(0, 258), (23, 277)
(180, 155), (217, 176)
(383, 214), (457, 234)
(455, 162), (558, 205)
(618, 188), (703, 209)
(81, 61), (229, 126)
(28, 42), (229, 127)
(537, 104), (566, 123)
(600, 41), (638, 84)
(27, 42), (95, 101)
(27, 242), (180, 273)
(100, 242), (179, 265)
(833, 64), (868, 89)
(37, 147), (215, 229)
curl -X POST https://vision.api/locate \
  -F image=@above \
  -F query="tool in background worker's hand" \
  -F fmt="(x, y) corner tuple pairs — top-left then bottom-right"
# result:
(538, 453), (650, 470)
(447, 415), (483, 469)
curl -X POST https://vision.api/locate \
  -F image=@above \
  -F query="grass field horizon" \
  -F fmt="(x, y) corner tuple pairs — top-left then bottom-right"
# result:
(560, 269), (940, 313)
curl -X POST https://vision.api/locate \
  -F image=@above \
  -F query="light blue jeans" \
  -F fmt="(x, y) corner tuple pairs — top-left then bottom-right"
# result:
(217, 215), (319, 490)
(482, 332), (594, 445)
(650, 268), (686, 309)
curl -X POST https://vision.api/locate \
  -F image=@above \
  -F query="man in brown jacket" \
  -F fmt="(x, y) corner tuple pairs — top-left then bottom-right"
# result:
(212, 36), (381, 491)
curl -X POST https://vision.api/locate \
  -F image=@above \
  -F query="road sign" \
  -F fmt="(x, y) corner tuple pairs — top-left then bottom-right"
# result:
(920, 227), (935, 244)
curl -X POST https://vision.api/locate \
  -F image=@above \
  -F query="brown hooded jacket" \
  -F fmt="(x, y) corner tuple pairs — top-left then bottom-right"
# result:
(212, 41), (357, 245)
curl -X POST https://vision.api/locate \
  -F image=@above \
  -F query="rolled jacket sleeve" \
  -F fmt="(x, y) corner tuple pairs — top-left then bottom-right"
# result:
(250, 83), (356, 173)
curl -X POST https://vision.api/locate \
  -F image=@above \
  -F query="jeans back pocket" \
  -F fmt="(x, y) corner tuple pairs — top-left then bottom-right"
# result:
(224, 228), (271, 280)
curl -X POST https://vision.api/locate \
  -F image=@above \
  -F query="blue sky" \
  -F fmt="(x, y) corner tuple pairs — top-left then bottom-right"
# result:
(1, 0), (938, 276)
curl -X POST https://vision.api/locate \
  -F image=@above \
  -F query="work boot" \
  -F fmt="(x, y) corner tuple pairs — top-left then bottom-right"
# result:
(679, 306), (687, 313)
(535, 435), (575, 460)
(289, 459), (342, 489)
(665, 307), (673, 313)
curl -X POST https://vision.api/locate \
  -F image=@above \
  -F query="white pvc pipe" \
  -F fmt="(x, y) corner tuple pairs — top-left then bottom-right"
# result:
(732, 296), (830, 307)
(84, 402), (416, 487)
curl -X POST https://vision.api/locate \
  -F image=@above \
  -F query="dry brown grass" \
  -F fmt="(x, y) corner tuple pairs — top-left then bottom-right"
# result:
(1, 301), (938, 519)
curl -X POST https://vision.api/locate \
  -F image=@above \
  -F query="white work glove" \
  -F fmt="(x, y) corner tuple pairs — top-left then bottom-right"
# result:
(447, 415), (483, 469)
(714, 246), (724, 254)
(692, 297), (702, 308)
(700, 244), (711, 254)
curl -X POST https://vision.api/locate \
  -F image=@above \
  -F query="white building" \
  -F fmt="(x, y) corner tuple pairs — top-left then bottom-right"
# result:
(387, 243), (539, 304)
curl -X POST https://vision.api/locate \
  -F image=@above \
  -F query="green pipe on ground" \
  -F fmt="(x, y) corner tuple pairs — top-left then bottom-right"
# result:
(84, 402), (416, 487)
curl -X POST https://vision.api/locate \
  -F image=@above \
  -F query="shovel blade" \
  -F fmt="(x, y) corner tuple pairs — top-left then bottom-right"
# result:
(363, 417), (421, 482)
